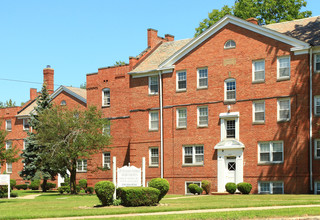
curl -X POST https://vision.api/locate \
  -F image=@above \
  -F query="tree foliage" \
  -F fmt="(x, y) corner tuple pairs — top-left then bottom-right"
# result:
(35, 105), (111, 194)
(0, 125), (19, 167)
(0, 99), (17, 108)
(20, 84), (64, 191)
(195, 0), (312, 36)
(114, 61), (127, 66)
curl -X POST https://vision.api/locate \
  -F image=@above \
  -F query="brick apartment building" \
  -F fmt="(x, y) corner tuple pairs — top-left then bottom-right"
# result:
(86, 15), (320, 195)
(0, 66), (87, 185)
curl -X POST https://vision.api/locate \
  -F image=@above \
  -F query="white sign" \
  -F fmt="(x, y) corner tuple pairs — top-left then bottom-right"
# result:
(117, 165), (141, 187)
(0, 174), (10, 199)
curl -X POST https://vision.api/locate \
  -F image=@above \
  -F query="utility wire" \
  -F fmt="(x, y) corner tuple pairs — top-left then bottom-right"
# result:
(0, 78), (62, 86)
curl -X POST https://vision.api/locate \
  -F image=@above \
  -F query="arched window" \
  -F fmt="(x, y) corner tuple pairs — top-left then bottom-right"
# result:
(224, 40), (236, 49)
(60, 100), (66, 106)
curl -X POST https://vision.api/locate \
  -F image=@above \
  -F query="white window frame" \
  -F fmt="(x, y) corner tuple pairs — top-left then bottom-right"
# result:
(6, 141), (12, 150)
(177, 108), (187, 128)
(315, 182), (320, 194)
(103, 123), (111, 135)
(314, 139), (320, 159)
(277, 56), (290, 80)
(258, 141), (284, 164)
(277, 98), (291, 121)
(23, 118), (30, 131)
(6, 163), (12, 173)
(185, 181), (201, 195)
(102, 152), (111, 169)
(23, 139), (26, 150)
(102, 88), (110, 107)
(176, 71), (187, 92)
(253, 101), (265, 123)
(314, 96), (320, 116)
(197, 68), (208, 89)
(5, 120), (12, 131)
(314, 54), (320, 73)
(149, 111), (159, 131)
(149, 147), (159, 167)
(197, 106), (208, 127)
(258, 181), (284, 194)
(224, 40), (236, 49)
(182, 145), (204, 166)
(148, 76), (159, 95)
(252, 59), (265, 82)
(76, 159), (87, 172)
(224, 79), (236, 101)
(219, 112), (240, 140)
(60, 100), (66, 106)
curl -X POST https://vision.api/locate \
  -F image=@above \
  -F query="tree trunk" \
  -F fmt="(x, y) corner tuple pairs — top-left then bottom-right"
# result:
(42, 179), (47, 192)
(70, 169), (77, 194)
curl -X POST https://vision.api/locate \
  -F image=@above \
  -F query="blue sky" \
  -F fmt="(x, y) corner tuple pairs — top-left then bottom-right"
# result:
(0, 0), (319, 105)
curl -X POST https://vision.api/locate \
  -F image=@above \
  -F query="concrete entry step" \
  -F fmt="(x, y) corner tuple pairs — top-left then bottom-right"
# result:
(211, 192), (229, 195)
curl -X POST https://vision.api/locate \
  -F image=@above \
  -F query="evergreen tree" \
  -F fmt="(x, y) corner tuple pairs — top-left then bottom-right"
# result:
(20, 84), (66, 191)
(0, 125), (19, 167)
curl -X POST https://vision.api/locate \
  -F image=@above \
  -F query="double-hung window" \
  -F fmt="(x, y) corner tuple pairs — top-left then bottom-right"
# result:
(277, 98), (290, 121)
(253, 101), (265, 123)
(258, 141), (283, 163)
(315, 182), (320, 194)
(177, 108), (187, 128)
(102, 88), (110, 107)
(149, 76), (159, 95)
(6, 141), (12, 150)
(103, 152), (111, 169)
(197, 106), (208, 127)
(315, 139), (320, 159)
(253, 60), (265, 82)
(259, 182), (284, 194)
(6, 163), (12, 173)
(5, 120), (12, 131)
(176, 71), (187, 91)
(76, 159), (87, 172)
(197, 68), (208, 89)
(149, 111), (159, 131)
(225, 79), (236, 101)
(315, 54), (320, 73)
(103, 123), (111, 135)
(149, 147), (159, 166)
(314, 96), (320, 115)
(23, 119), (30, 131)
(226, 120), (236, 138)
(183, 145), (204, 165)
(277, 56), (290, 79)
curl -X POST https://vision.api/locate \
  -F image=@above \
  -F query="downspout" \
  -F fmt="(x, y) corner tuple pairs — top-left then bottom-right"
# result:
(309, 48), (313, 192)
(159, 71), (164, 178)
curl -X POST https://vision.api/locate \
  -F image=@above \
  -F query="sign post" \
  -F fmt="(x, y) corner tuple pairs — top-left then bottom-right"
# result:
(0, 174), (10, 199)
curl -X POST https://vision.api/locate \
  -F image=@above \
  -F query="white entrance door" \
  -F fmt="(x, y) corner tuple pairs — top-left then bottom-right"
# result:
(225, 156), (236, 184)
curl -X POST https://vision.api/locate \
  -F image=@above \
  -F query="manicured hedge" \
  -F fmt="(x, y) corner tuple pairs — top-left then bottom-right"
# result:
(85, 187), (94, 194)
(188, 184), (203, 195)
(94, 181), (115, 206)
(149, 178), (170, 202)
(41, 182), (56, 191)
(78, 179), (87, 189)
(225, 182), (237, 194)
(16, 184), (28, 190)
(117, 187), (160, 207)
(29, 180), (40, 190)
(237, 182), (252, 194)
(201, 180), (211, 194)
(58, 186), (71, 194)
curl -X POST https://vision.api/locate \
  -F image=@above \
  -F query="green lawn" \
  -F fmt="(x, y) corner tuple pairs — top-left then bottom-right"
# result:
(0, 191), (319, 219)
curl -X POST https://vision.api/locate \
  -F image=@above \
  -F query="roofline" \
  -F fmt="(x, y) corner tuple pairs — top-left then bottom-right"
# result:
(264, 16), (320, 27)
(128, 66), (175, 78)
(159, 15), (310, 68)
(17, 99), (36, 114)
(86, 72), (98, 76)
(50, 86), (87, 104)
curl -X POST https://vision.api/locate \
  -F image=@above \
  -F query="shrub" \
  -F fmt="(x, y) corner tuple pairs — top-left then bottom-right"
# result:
(188, 184), (203, 195)
(16, 184), (28, 190)
(58, 187), (64, 194)
(149, 178), (170, 202)
(225, 182), (237, 194)
(57, 186), (71, 194)
(29, 180), (41, 190)
(76, 185), (81, 193)
(85, 186), (94, 194)
(113, 198), (122, 206)
(78, 179), (87, 189)
(117, 187), (159, 207)
(10, 179), (16, 190)
(41, 182), (56, 191)
(94, 181), (115, 206)
(201, 180), (211, 194)
(0, 186), (8, 198)
(60, 182), (68, 187)
(237, 182), (252, 194)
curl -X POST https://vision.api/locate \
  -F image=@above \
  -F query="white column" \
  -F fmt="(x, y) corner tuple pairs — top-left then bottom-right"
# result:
(142, 157), (146, 187)
(113, 156), (116, 199)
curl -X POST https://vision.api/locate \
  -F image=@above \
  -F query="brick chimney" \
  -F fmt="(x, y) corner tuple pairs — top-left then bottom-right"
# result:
(165, 34), (174, 42)
(246, 17), (258, 25)
(147, 28), (159, 48)
(30, 88), (37, 100)
(43, 65), (54, 94)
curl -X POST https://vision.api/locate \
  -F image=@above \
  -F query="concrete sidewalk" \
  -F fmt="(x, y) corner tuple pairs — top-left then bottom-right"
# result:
(29, 204), (320, 220)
